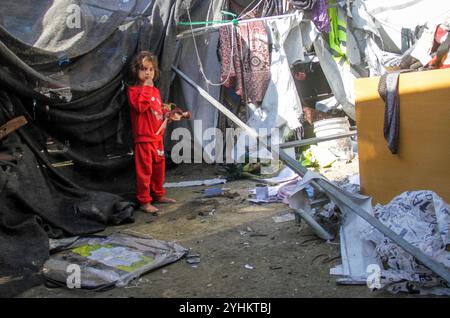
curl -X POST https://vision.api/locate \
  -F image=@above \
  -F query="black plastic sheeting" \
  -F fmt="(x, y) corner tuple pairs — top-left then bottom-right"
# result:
(0, 91), (136, 297)
(0, 0), (283, 297)
(0, 0), (186, 297)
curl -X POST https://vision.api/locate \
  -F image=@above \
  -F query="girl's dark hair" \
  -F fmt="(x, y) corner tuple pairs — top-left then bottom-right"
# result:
(129, 51), (160, 84)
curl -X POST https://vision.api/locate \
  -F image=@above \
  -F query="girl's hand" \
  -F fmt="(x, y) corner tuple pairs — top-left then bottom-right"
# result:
(182, 111), (192, 120)
(166, 108), (192, 121)
(168, 109), (184, 121)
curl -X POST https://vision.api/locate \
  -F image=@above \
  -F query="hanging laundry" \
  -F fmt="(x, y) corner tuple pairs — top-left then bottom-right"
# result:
(328, 2), (347, 65)
(377, 72), (401, 154)
(233, 15), (303, 163)
(400, 28), (416, 53)
(218, 21), (271, 103)
(312, 0), (330, 33)
(288, 0), (317, 11)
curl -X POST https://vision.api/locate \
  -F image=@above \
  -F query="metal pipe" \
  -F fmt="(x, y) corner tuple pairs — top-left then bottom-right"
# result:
(294, 209), (334, 241)
(279, 131), (357, 149)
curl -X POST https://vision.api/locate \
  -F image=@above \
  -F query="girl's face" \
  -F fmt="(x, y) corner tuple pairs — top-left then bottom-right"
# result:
(138, 59), (155, 84)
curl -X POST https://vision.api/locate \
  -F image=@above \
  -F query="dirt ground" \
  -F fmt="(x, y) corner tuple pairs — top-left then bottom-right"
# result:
(19, 158), (400, 298)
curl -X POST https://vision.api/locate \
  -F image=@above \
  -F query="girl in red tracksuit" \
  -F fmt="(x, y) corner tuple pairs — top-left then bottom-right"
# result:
(127, 52), (186, 213)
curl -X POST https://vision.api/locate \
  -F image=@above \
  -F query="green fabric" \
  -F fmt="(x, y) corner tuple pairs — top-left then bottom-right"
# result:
(71, 244), (113, 257)
(328, 3), (347, 64)
(116, 255), (155, 273)
(71, 244), (154, 272)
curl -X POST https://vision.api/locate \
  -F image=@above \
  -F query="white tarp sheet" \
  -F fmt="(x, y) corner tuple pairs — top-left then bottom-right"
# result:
(360, 191), (450, 295)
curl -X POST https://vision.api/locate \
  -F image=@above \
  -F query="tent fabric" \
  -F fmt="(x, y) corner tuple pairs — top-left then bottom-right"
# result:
(162, 0), (225, 163)
(0, 0), (175, 173)
(0, 0), (178, 297)
(350, 0), (450, 77)
(235, 14), (304, 162)
(300, 18), (357, 120)
(0, 1), (141, 95)
(1, 0), (448, 297)
(361, 0), (450, 53)
(0, 0), (137, 63)
(0, 93), (135, 297)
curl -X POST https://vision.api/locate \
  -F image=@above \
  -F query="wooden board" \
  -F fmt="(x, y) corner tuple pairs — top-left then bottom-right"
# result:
(355, 68), (450, 204)
(0, 116), (27, 140)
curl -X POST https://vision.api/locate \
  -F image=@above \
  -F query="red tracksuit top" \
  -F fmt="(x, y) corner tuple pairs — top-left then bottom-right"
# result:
(127, 85), (168, 143)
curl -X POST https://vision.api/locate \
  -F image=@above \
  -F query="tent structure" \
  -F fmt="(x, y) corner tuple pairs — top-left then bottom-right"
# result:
(0, 0), (449, 297)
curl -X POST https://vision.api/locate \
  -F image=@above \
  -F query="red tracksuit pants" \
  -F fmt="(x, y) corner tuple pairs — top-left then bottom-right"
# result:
(134, 141), (165, 205)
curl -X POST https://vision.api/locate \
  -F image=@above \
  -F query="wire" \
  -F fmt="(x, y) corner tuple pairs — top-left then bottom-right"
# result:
(186, 7), (236, 86)
(206, 0), (215, 26)
(238, 0), (265, 19)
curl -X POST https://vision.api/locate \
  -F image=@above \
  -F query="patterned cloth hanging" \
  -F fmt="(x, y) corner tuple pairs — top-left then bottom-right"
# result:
(218, 21), (271, 103)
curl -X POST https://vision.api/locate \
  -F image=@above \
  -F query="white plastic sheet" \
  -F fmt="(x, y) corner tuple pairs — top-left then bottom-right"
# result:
(44, 233), (188, 290)
(361, 191), (450, 294)
(235, 14), (304, 162)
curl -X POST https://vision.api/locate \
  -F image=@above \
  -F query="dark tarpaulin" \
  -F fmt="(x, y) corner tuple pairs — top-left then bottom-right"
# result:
(0, 0), (178, 173)
(0, 0), (180, 297)
(0, 91), (136, 297)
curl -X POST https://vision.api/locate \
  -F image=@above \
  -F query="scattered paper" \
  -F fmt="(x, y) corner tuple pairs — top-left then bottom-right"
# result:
(272, 212), (296, 223)
(261, 167), (298, 185)
(164, 178), (226, 188)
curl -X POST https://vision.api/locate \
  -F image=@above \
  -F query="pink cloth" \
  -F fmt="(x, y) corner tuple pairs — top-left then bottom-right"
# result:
(277, 179), (301, 204)
(219, 21), (270, 103)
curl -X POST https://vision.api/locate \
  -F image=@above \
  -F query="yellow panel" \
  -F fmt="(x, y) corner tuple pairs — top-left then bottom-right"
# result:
(355, 68), (450, 204)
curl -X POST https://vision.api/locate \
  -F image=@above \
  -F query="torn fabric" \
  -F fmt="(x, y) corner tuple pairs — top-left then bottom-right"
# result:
(377, 71), (401, 154)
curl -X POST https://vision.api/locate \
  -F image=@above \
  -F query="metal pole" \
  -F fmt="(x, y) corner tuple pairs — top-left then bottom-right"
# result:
(279, 131), (357, 149)
(172, 66), (450, 284)
(294, 209), (334, 240)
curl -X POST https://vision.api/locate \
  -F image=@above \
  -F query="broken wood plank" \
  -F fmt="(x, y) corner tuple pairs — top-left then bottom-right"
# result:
(0, 116), (27, 140)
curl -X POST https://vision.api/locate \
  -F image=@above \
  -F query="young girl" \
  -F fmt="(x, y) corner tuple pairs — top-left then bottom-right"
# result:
(127, 51), (190, 213)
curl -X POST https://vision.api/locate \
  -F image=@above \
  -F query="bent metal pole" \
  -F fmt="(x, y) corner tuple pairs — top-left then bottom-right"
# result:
(172, 65), (450, 284)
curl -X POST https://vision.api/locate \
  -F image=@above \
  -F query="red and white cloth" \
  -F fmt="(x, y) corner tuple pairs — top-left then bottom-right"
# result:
(219, 21), (271, 103)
